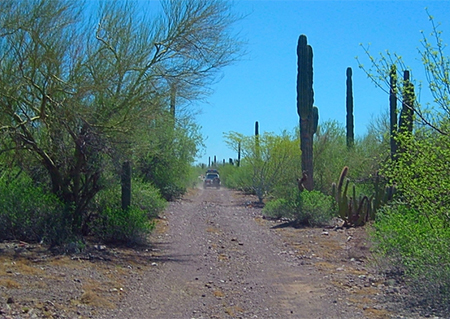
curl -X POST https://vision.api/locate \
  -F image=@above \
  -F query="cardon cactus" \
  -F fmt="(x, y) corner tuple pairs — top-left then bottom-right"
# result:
(297, 34), (319, 190)
(390, 67), (415, 158)
(389, 65), (398, 160)
(399, 70), (414, 136)
(346, 67), (354, 148)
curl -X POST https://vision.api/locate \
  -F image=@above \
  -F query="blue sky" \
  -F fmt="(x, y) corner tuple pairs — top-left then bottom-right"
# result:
(193, 0), (450, 165)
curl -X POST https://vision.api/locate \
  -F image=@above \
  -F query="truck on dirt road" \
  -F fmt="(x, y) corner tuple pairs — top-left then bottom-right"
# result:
(203, 169), (221, 189)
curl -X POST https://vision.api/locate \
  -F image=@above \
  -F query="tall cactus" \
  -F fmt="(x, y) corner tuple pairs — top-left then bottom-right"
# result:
(297, 34), (318, 191)
(389, 65), (398, 160)
(255, 121), (260, 159)
(389, 67), (414, 159)
(399, 70), (414, 136)
(237, 141), (241, 167)
(346, 67), (354, 148)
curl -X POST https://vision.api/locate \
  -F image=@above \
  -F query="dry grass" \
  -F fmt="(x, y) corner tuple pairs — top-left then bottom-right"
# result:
(206, 226), (222, 235)
(1, 257), (44, 276)
(218, 253), (228, 261)
(0, 278), (21, 289)
(79, 290), (116, 308)
(213, 289), (225, 298)
(224, 305), (244, 317)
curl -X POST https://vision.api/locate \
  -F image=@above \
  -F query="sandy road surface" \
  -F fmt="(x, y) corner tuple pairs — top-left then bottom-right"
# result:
(104, 187), (369, 319)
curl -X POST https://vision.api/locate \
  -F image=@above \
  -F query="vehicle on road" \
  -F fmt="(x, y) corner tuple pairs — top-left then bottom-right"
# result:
(203, 171), (220, 189)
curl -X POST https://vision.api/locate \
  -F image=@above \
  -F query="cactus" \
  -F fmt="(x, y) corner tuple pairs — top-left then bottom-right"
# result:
(121, 161), (131, 211)
(237, 141), (241, 167)
(255, 121), (260, 159)
(297, 34), (318, 190)
(399, 70), (414, 136)
(390, 67), (414, 159)
(334, 166), (350, 222)
(372, 171), (396, 216)
(333, 166), (393, 227)
(346, 67), (354, 148)
(389, 65), (398, 160)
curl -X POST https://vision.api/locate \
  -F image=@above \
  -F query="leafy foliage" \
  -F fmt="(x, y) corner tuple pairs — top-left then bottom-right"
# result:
(0, 171), (70, 245)
(360, 11), (450, 312)
(223, 130), (302, 202)
(91, 179), (165, 244)
(93, 206), (155, 245)
(263, 189), (334, 227)
(373, 204), (450, 309)
(0, 0), (242, 240)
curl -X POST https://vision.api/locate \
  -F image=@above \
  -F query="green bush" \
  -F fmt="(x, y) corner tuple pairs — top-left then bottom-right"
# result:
(94, 206), (155, 245)
(131, 180), (167, 218)
(373, 203), (450, 310)
(0, 172), (70, 245)
(91, 179), (164, 244)
(296, 190), (334, 226)
(219, 164), (254, 193)
(263, 189), (334, 227)
(263, 198), (291, 220)
(94, 179), (166, 218)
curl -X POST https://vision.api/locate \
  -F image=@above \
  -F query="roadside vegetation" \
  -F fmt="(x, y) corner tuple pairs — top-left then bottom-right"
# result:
(0, 0), (242, 247)
(217, 12), (450, 315)
(1, 0), (450, 315)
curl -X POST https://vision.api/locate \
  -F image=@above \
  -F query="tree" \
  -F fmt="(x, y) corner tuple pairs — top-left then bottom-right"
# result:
(224, 130), (302, 203)
(0, 0), (242, 235)
(358, 12), (450, 308)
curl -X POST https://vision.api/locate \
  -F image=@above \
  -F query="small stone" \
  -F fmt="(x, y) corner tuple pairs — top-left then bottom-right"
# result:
(6, 297), (14, 304)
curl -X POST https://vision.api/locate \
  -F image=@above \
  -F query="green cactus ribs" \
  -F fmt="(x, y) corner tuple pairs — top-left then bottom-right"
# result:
(296, 34), (319, 191)
(332, 166), (395, 227)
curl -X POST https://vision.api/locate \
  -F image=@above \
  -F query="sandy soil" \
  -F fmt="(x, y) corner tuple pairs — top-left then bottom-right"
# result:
(0, 187), (433, 318)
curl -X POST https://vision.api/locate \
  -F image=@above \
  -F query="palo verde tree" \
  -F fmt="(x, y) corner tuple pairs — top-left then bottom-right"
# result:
(0, 0), (242, 236)
(359, 11), (450, 308)
(297, 34), (319, 190)
(224, 130), (302, 203)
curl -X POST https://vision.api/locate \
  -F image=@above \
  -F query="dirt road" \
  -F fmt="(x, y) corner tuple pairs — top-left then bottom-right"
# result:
(103, 187), (383, 319)
(0, 187), (425, 318)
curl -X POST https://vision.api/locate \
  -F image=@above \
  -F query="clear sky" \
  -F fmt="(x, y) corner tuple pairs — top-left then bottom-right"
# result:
(193, 0), (450, 165)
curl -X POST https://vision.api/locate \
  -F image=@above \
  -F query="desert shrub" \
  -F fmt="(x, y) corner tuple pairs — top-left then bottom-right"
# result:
(94, 206), (155, 245)
(296, 190), (334, 226)
(91, 179), (164, 244)
(0, 172), (70, 245)
(94, 179), (166, 218)
(263, 189), (333, 226)
(372, 203), (450, 311)
(262, 198), (291, 220)
(132, 180), (167, 218)
(219, 164), (254, 193)
(314, 120), (388, 196)
(223, 131), (302, 201)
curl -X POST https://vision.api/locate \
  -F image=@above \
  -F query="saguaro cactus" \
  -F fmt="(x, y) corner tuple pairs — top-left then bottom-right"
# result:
(255, 121), (260, 159)
(297, 34), (318, 190)
(346, 67), (354, 148)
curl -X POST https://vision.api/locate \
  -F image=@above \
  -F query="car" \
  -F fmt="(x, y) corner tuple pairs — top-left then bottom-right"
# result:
(203, 172), (221, 189)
